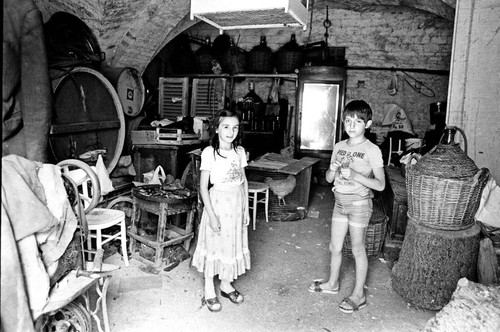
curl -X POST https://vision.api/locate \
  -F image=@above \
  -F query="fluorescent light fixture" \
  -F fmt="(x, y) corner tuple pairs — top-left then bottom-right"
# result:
(190, 0), (309, 33)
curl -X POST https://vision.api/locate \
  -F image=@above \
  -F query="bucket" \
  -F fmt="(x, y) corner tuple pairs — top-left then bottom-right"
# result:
(50, 67), (125, 173)
(101, 67), (145, 117)
(405, 138), (423, 151)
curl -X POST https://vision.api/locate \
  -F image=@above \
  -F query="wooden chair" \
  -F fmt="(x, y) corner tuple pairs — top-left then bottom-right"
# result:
(248, 181), (270, 230)
(387, 137), (404, 166)
(58, 159), (129, 267)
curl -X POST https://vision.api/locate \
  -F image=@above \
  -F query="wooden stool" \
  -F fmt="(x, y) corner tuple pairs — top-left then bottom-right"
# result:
(248, 181), (270, 230)
(392, 217), (481, 310)
(128, 186), (197, 267)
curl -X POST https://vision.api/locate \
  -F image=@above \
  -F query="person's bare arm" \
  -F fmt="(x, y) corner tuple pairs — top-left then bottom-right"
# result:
(199, 170), (220, 232)
(343, 166), (386, 192)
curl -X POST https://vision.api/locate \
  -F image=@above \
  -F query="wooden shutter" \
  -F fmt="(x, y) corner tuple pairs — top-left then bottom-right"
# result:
(158, 77), (189, 120)
(190, 78), (227, 118)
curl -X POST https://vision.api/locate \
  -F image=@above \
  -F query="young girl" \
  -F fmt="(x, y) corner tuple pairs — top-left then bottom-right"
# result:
(191, 109), (251, 312)
(308, 100), (385, 313)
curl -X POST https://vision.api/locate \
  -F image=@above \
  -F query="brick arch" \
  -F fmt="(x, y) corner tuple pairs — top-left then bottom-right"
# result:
(33, 0), (456, 74)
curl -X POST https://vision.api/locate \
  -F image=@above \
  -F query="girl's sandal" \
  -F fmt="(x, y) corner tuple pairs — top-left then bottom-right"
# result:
(221, 289), (244, 304)
(202, 296), (222, 312)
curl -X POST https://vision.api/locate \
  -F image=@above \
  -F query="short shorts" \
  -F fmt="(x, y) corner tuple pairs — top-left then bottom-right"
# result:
(331, 193), (373, 228)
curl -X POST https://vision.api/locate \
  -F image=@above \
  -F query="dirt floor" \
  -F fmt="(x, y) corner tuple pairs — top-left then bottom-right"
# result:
(102, 185), (436, 332)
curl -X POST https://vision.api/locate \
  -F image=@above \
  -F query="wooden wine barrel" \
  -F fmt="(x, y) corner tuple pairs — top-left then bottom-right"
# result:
(101, 67), (145, 117)
(124, 115), (146, 154)
(49, 67), (125, 173)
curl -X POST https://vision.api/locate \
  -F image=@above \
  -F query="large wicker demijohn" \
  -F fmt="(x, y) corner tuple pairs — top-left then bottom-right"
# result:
(405, 126), (489, 230)
(248, 36), (273, 74)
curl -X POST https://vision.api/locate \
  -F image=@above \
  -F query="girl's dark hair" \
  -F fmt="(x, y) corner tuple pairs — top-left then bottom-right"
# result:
(342, 100), (373, 123)
(210, 109), (243, 157)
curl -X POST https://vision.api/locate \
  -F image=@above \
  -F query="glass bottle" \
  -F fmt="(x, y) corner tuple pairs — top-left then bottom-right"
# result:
(284, 34), (299, 51)
(441, 126), (456, 145)
(245, 81), (264, 104)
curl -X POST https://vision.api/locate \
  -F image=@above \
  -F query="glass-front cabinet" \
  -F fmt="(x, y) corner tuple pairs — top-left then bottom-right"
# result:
(296, 66), (346, 159)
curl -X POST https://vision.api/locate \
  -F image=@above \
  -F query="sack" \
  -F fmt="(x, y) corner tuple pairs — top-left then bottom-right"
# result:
(94, 154), (115, 195)
(143, 165), (166, 185)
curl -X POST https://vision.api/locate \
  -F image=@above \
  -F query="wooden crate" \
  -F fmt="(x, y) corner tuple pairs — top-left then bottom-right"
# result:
(131, 128), (201, 145)
(382, 166), (408, 241)
(382, 166), (408, 260)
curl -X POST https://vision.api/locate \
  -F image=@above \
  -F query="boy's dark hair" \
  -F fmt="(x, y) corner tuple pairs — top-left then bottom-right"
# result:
(342, 100), (373, 123)
(210, 109), (243, 157)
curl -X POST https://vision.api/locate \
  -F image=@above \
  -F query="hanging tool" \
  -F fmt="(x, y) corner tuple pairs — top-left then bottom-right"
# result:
(387, 69), (398, 96)
(323, 5), (332, 46)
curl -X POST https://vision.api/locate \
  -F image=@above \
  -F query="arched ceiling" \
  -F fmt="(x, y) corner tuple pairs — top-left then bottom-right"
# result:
(321, 0), (455, 21)
(33, 0), (456, 74)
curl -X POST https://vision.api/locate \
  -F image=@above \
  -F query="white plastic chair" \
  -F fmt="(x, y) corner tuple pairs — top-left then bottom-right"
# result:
(248, 181), (270, 230)
(58, 160), (129, 267)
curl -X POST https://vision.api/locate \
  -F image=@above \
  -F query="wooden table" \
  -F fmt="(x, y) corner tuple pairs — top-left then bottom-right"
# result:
(132, 141), (208, 182)
(382, 165), (408, 259)
(245, 153), (320, 213)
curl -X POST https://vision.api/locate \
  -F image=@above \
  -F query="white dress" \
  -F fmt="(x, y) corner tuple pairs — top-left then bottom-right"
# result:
(191, 146), (251, 281)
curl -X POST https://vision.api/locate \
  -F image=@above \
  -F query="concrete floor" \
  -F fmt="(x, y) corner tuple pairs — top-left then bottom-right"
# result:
(102, 185), (436, 332)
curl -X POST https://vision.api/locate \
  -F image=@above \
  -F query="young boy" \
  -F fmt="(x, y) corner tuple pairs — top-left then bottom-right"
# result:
(308, 100), (385, 313)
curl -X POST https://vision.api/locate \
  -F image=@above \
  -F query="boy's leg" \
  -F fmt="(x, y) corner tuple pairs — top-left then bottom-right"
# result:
(347, 224), (368, 303)
(326, 220), (349, 289)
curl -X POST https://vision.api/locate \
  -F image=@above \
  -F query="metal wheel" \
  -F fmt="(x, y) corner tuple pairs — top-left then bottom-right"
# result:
(38, 300), (92, 332)
(106, 196), (133, 227)
(57, 159), (101, 214)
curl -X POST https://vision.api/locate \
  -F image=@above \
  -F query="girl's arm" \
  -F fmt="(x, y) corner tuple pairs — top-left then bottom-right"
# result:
(199, 169), (220, 232)
(242, 170), (250, 227)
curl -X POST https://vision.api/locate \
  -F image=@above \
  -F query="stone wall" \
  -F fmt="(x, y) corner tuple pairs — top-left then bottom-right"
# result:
(32, 0), (455, 143)
(185, 7), (453, 140)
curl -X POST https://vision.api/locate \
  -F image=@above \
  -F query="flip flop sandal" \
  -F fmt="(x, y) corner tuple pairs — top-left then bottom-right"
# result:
(202, 296), (222, 312)
(339, 297), (367, 314)
(308, 279), (339, 295)
(221, 289), (244, 304)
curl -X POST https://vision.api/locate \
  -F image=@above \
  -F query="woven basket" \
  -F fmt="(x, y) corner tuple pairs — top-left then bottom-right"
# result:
(412, 144), (478, 178)
(276, 50), (303, 73)
(195, 47), (214, 74)
(219, 46), (247, 74)
(343, 199), (388, 257)
(406, 126), (491, 230)
(406, 166), (490, 230)
(248, 45), (273, 73)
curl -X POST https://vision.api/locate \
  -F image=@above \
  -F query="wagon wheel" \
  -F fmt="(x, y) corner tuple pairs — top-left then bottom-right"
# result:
(57, 159), (101, 214)
(106, 196), (133, 228)
(38, 300), (92, 332)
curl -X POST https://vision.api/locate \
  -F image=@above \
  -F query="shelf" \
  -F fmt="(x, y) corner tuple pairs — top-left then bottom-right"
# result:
(168, 73), (297, 80)
(245, 131), (275, 135)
